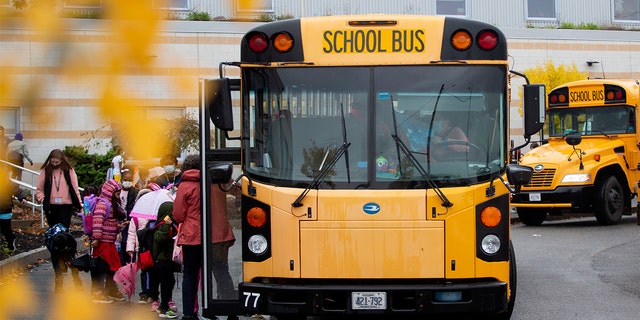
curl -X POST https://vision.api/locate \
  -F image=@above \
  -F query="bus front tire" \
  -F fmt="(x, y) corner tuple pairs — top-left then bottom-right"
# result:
(594, 176), (624, 225)
(515, 208), (547, 226)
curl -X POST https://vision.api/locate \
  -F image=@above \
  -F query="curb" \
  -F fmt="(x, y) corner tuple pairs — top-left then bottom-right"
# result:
(0, 237), (88, 281)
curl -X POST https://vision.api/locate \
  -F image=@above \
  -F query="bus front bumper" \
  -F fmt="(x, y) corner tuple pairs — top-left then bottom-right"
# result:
(238, 280), (508, 316)
(511, 185), (595, 212)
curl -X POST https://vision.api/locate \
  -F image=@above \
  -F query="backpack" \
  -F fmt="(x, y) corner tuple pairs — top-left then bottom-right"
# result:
(44, 223), (69, 251)
(79, 195), (111, 236)
(134, 217), (156, 270)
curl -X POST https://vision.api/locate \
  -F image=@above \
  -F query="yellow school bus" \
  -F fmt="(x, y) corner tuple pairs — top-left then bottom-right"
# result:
(512, 79), (640, 225)
(200, 15), (542, 319)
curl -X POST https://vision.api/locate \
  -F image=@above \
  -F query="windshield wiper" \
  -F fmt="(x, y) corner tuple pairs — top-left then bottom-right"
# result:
(391, 134), (453, 207)
(292, 141), (351, 207)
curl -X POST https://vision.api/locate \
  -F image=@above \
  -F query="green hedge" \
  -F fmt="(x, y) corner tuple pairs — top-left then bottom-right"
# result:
(63, 146), (115, 190)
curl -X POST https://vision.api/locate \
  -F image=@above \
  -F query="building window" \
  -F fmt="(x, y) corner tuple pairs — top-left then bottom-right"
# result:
(527, 0), (557, 19)
(153, 0), (189, 10)
(436, 0), (466, 16)
(63, 0), (102, 8)
(0, 108), (19, 137)
(237, 0), (274, 12)
(614, 0), (640, 21)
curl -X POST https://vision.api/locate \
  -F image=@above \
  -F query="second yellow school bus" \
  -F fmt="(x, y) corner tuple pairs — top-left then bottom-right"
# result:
(513, 79), (640, 226)
(200, 14), (540, 320)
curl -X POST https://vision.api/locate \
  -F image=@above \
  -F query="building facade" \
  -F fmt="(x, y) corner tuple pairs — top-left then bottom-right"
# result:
(2, 0), (640, 165)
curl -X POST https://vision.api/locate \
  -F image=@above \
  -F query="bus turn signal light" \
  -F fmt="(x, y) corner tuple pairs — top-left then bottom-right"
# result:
(247, 207), (267, 227)
(480, 206), (502, 228)
(451, 30), (472, 51)
(273, 32), (294, 53)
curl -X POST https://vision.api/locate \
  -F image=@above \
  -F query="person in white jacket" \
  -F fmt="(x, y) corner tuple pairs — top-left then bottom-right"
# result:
(125, 188), (154, 305)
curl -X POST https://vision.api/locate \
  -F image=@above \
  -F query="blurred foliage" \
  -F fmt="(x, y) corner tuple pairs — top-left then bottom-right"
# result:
(64, 145), (116, 189)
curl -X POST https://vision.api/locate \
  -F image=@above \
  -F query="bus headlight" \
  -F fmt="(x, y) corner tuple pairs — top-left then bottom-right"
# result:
(247, 234), (268, 255)
(561, 173), (591, 183)
(481, 234), (501, 255)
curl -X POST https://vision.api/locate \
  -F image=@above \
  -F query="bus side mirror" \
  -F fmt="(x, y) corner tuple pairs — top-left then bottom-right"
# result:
(203, 78), (236, 131)
(208, 162), (233, 184)
(565, 133), (582, 146)
(523, 84), (546, 137)
(506, 164), (533, 186)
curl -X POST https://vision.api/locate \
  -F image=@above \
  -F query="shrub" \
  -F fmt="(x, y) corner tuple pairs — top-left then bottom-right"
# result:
(187, 11), (211, 21)
(63, 145), (116, 189)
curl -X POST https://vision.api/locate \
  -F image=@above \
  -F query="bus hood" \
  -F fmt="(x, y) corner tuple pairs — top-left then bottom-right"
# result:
(521, 137), (625, 165)
(519, 137), (626, 186)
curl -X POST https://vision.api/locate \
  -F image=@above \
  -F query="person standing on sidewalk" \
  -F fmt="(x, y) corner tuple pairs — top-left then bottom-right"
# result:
(36, 149), (82, 229)
(0, 169), (27, 254)
(90, 179), (127, 302)
(150, 201), (179, 319)
(173, 154), (237, 320)
(0, 126), (10, 161)
(6, 132), (34, 180)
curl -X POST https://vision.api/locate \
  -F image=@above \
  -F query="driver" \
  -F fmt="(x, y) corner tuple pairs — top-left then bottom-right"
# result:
(432, 112), (469, 153)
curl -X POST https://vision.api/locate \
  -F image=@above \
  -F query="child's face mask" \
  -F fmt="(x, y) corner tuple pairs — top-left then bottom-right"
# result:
(122, 181), (133, 189)
(163, 165), (175, 174)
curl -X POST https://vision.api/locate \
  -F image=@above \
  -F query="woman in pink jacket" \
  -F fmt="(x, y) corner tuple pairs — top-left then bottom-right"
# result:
(35, 149), (82, 229)
(173, 154), (236, 320)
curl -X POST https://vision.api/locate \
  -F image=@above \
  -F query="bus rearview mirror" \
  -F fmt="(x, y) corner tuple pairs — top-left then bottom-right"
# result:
(506, 164), (533, 186)
(208, 162), (233, 184)
(203, 78), (235, 131)
(523, 84), (546, 137)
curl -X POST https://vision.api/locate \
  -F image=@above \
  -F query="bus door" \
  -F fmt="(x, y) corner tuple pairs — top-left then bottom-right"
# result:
(200, 79), (243, 319)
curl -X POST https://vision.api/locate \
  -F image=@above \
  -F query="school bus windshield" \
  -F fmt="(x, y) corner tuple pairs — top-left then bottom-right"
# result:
(548, 106), (635, 136)
(243, 65), (506, 189)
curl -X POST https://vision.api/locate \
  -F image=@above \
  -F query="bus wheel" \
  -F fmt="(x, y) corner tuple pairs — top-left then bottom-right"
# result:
(515, 208), (546, 226)
(594, 176), (624, 225)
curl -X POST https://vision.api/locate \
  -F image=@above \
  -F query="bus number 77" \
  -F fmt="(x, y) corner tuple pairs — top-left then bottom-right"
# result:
(242, 292), (261, 309)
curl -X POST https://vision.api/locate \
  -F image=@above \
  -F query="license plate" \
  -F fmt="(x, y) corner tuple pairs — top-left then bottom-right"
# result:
(529, 193), (541, 201)
(352, 292), (387, 310)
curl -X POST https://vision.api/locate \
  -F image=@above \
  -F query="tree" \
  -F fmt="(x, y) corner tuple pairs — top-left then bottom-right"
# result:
(519, 60), (588, 140)
(524, 60), (588, 92)
(518, 60), (588, 117)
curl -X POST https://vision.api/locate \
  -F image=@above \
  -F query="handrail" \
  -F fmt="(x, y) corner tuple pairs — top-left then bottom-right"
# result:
(1, 159), (44, 227)
(2, 158), (86, 228)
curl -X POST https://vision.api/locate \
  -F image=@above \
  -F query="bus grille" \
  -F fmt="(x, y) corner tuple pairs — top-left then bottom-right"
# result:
(526, 169), (556, 187)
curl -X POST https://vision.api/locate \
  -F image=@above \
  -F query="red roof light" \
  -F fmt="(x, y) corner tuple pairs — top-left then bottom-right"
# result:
(477, 30), (498, 50)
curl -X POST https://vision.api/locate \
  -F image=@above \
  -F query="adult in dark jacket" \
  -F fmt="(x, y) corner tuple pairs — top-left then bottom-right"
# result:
(0, 169), (27, 254)
(173, 154), (236, 320)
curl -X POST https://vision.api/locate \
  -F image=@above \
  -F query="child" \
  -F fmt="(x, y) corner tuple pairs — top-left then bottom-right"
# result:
(149, 201), (179, 318)
(44, 223), (83, 292)
(0, 169), (27, 254)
